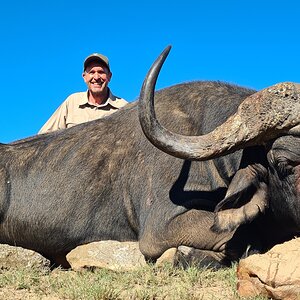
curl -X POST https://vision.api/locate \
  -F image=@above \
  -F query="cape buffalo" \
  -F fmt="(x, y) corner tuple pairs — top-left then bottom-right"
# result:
(1, 46), (299, 268)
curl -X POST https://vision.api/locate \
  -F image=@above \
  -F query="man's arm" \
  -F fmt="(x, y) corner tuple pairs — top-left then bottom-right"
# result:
(38, 101), (68, 134)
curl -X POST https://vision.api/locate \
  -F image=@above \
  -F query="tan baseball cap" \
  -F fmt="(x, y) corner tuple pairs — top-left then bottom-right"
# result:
(83, 53), (110, 71)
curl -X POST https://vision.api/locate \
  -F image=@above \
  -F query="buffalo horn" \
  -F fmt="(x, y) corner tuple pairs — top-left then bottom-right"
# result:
(138, 46), (300, 161)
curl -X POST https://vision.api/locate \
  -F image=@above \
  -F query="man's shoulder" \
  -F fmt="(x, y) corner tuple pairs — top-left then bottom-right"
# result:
(113, 96), (128, 106)
(109, 92), (128, 108)
(64, 91), (87, 105)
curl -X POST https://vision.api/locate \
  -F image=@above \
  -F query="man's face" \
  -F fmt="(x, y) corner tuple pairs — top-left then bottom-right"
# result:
(82, 61), (112, 95)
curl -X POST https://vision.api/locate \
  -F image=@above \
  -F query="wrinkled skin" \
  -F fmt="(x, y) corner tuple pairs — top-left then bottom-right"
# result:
(213, 136), (300, 250)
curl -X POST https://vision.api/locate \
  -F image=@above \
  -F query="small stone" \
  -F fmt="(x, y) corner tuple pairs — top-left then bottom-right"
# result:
(66, 240), (146, 271)
(237, 238), (300, 300)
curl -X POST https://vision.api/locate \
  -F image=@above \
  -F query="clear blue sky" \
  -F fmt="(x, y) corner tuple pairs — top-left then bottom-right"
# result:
(0, 0), (299, 143)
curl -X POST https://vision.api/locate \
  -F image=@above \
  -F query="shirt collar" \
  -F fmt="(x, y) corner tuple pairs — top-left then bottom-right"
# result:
(78, 89), (122, 109)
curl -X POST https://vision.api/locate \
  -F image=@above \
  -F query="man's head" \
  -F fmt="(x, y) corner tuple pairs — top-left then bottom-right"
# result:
(82, 53), (112, 98)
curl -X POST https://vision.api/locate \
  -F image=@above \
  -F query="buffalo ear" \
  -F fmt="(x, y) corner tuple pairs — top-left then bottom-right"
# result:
(211, 165), (269, 233)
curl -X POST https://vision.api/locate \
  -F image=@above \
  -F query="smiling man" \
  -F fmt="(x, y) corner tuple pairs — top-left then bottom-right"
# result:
(38, 53), (128, 134)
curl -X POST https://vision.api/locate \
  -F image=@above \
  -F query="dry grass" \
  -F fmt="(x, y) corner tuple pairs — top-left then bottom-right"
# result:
(0, 263), (269, 300)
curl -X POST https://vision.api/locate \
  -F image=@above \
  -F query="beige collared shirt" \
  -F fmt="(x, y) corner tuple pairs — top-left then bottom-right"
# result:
(38, 90), (128, 134)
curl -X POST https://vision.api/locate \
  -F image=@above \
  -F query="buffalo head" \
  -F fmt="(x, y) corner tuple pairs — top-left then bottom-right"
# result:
(138, 46), (300, 246)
